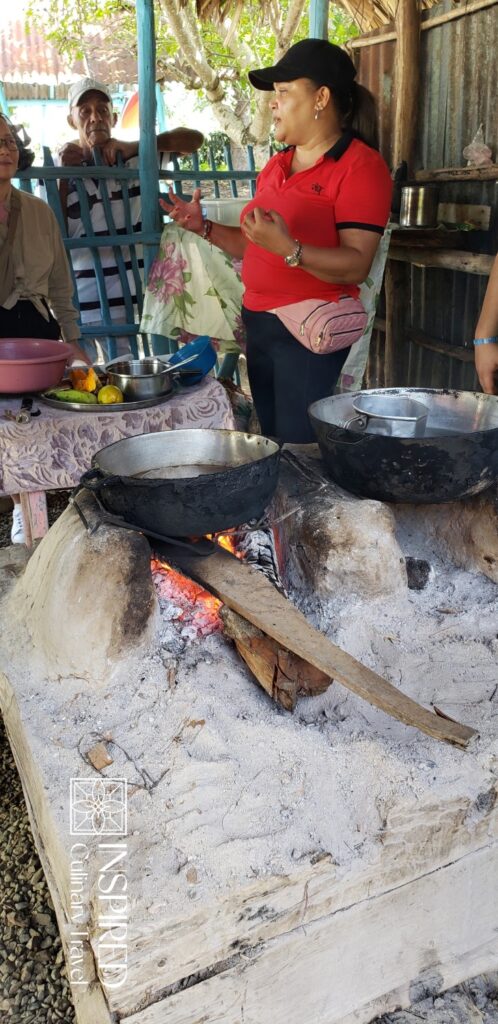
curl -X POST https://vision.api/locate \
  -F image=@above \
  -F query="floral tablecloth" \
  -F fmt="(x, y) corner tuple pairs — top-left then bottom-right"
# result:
(140, 224), (244, 355)
(0, 377), (235, 496)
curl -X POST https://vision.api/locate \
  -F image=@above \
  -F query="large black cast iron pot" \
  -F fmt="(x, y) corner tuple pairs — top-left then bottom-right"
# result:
(308, 388), (498, 503)
(80, 428), (281, 536)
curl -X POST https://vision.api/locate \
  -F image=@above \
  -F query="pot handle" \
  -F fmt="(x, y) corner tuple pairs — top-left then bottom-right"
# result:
(78, 467), (122, 490)
(71, 467), (122, 502)
(343, 413), (368, 432)
(325, 425), (367, 446)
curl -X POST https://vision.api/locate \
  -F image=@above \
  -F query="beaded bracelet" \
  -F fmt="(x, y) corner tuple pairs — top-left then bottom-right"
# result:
(473, 336), (498, 345)
(202, 218), (213, 242)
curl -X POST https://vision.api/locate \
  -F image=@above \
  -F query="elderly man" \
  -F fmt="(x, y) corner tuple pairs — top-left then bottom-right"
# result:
(59, 77), (203, 359)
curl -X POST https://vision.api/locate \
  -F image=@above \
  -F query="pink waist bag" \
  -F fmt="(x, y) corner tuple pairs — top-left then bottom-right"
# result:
(271, 295), (368, 355)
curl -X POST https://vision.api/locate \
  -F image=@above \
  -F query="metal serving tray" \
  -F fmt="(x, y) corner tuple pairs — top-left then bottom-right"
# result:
(40, 382), (179, 413)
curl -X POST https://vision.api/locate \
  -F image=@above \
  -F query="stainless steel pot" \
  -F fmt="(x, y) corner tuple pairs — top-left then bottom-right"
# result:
(399, 185), (439, 228)
(106, 358), (173, 400)
(344, 394), (429, 438)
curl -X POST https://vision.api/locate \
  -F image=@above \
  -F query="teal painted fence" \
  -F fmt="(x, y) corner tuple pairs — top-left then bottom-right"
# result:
(17, 149), (258, 360)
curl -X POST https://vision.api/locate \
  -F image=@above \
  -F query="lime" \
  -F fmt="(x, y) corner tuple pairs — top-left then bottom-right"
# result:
(98, 384), (124, 405)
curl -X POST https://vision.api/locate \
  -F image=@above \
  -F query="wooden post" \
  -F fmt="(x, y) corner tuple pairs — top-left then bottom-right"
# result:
(309, 0), (329, 39)
(392, 0), (421, 172)
(384, 260), (408, 387)
(136, 0), (160, 282)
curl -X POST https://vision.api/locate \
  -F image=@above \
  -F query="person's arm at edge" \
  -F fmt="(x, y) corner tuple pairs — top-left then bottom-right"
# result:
(474, 253), (498, 394)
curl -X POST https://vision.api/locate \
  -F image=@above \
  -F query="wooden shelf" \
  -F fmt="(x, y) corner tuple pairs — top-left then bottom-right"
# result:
(390, 227), (468, 249)
(407, 328), (475, 363)
(388, 246), (493, 275)
(415, 165), (498, 183)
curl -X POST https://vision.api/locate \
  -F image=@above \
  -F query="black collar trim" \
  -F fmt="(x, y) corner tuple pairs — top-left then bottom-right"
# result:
(281, 131), (355, 162)
(324, 131), (355, 161)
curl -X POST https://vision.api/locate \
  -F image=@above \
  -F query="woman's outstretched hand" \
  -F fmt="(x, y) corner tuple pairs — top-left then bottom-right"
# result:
(160, 187), (204, 234)
(241, 207), (293, 256)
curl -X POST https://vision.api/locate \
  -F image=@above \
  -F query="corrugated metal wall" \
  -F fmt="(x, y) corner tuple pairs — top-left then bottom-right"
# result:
(353, 0), (498, 390)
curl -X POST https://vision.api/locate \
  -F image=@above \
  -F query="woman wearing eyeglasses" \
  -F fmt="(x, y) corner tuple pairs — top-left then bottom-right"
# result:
(0, 114), (88, 543)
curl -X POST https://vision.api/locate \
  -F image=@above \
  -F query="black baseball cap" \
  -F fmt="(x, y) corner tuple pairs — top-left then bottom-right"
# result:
(249, 38), (356, 92)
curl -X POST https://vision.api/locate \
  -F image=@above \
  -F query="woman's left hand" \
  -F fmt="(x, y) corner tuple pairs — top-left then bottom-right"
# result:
(241, 207), (292, 256)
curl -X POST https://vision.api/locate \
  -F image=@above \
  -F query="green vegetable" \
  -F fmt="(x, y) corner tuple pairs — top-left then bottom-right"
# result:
(49, 389), (98, 404)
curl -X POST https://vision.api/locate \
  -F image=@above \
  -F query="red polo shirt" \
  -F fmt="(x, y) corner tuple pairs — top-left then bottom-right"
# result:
(241, 133), (392, 311)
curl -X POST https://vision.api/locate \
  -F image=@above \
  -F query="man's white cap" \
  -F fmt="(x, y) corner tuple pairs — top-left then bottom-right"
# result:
(67, 78), (112, 111)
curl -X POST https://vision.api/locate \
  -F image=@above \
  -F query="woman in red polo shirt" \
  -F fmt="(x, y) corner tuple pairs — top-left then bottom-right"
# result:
(165, 38), (392, 442)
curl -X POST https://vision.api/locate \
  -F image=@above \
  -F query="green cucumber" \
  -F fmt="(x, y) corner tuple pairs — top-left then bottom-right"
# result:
(50, 389), (98, 404)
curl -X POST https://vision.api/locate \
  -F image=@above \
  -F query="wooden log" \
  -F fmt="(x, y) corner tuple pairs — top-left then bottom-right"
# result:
(160, 544), (477, 748)
(392, 0), (420, 171)
(220, 605), (332, 711)
(389, 246), (494, 275)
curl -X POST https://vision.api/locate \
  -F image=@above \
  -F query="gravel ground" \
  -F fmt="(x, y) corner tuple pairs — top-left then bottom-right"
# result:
(1, 707), (497, 1022)
(0, 716), (75, 1023)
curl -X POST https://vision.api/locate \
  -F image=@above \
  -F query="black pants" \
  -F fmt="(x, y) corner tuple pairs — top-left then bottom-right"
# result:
(0, 300), (61, 340)
(242, 306), (350, 443)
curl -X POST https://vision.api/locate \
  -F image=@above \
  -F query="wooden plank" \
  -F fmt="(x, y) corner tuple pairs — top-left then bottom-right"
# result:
(161, 545), (476, 747)
(389, 246), (494, 275)
(19, 491), (49, 545)
(124, 844), (498, 1024)
(391, 227), (468, 249)
(415, 164), (498, 183)
(392, 0), (420, 171)
(407, 328), (476, 364)
(384, 260), (407, 386)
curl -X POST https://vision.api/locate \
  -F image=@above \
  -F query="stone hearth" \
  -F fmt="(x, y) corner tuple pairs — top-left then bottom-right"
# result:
(0, 446), (497, 1024)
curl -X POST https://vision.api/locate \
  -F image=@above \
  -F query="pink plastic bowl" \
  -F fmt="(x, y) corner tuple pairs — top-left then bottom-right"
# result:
(0, 338), (73, 394)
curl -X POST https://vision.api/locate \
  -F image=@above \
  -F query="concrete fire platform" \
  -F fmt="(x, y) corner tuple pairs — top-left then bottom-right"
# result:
(0, 469), (497, 1024)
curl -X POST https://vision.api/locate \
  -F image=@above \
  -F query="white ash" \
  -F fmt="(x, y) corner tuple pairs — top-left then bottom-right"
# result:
(1, 501), (497, 919)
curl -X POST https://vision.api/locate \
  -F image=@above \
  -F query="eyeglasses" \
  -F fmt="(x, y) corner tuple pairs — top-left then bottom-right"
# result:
(0, 138), (18, 152)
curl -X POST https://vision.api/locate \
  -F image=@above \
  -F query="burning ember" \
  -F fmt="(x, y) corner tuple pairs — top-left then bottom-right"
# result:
(151, 534), (242, 641)
(151, 558), (222, 640)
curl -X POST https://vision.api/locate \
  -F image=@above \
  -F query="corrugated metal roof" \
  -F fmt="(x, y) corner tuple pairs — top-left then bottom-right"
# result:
(0, 12), (137, 88)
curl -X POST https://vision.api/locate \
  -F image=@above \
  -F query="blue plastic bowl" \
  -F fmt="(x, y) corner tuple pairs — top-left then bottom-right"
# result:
(168, 335), (217, 385)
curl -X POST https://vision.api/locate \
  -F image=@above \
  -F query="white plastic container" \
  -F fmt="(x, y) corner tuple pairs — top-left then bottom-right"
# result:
(201, 198), (248, 226)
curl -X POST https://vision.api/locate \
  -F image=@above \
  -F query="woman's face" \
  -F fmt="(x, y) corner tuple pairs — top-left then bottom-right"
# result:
(0, 120), (19, 182)
(269, 79), (320, 145)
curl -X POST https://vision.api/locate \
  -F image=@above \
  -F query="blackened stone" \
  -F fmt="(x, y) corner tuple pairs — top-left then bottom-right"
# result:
(406, 557), (431, 590)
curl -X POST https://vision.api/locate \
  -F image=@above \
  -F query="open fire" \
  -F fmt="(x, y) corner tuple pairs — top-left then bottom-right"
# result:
(151, 533), (244, 641)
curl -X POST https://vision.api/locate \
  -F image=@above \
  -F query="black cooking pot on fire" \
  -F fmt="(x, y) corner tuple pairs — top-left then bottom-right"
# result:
(79, 428), (281, 537)
(308, 388), (498, 503)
